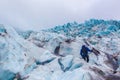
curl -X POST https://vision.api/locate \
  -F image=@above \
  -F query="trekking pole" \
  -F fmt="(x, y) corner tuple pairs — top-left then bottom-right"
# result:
(83, 39), (100, 54)
(97, 49), (108, 55)
(84, 39), (108, 54)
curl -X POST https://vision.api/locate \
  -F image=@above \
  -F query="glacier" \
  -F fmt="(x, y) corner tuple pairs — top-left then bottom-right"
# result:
(0, 19), (120, 80)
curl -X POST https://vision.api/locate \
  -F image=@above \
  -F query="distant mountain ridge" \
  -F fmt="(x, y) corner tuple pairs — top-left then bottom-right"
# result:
(46, 19), (120, 38)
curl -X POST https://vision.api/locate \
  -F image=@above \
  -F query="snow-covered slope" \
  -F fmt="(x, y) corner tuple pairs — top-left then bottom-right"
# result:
(1, 19), (120, 80)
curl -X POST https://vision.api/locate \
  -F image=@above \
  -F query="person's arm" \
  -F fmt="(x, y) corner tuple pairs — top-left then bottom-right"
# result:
(80, 49), (83, 56)
(86, 47), (92, 52)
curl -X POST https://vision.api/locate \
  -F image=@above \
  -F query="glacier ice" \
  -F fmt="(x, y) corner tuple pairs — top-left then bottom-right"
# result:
(58, 55), (73, 72)
(1, 19), (120, 80)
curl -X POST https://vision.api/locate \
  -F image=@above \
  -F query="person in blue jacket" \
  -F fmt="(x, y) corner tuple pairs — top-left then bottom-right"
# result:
(80, 45), (92, 62)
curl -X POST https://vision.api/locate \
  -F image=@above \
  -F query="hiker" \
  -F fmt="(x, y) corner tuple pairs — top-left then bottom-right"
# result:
(80, 45), (92, 62)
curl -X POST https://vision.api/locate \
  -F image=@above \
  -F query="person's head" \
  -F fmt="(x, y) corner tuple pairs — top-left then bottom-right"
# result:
(82, 45), (86, 48)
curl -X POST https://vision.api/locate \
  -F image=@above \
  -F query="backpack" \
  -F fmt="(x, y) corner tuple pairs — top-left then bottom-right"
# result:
(82, 47), (88, 55)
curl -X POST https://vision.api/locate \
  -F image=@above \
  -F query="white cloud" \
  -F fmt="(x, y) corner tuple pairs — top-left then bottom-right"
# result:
(0, 0), (119, 30)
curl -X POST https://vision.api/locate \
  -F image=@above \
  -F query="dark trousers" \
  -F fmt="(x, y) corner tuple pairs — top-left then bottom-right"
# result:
(82, 55), (89, 62)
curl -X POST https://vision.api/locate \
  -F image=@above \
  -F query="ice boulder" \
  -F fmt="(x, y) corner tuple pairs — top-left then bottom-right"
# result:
(58, 68), (95, 80)
(26, 66), (53, 80)
(0, 68), (15, 80)
(116, 55), (120, 72)
(0, 25), (53, 79)
(0, 25), (7, 34)
(58, 55), (73, 72)
(35, 51), (56, 65)
(69, 57), (84, 71)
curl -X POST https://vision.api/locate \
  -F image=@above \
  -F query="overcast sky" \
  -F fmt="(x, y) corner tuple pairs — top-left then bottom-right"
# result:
(0, 0), (120, 30)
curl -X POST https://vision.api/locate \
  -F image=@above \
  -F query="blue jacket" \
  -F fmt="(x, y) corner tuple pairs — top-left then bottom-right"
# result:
(80, 45), (92, 56)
